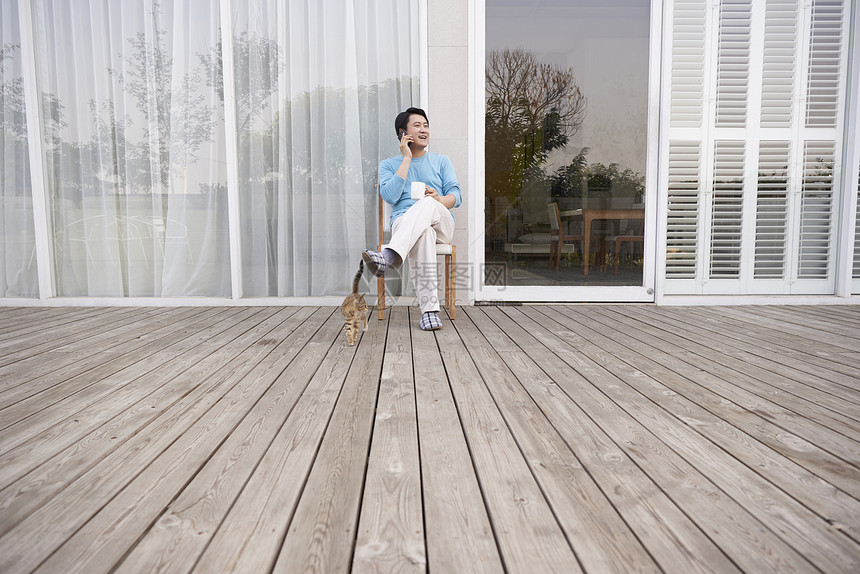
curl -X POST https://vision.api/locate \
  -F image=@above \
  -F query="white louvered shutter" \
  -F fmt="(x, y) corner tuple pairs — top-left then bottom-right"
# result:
(792, 0), (844, 290)
(666, 141), (701, 278)
(710, 141), (745, 277)
(670, 0), (707, 128)
(664, 0), (848, 295)
(805, 0), (843, 127)
(754, 141), (790, 278)
(664, 0), (708, 293)
(715, 0), (751, 127)
(761, 2), (797, 128)
(797, 141), (836, 278)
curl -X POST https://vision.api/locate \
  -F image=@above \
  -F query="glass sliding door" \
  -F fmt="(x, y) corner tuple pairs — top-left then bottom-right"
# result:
(1, 0), (39, 297)
(483, 0), (654, 301)
(31, 0), (230, 297)
(231, 0), (420, 298)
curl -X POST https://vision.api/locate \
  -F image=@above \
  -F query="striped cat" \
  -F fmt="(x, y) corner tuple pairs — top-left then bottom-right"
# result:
(341, 260), (368, 345)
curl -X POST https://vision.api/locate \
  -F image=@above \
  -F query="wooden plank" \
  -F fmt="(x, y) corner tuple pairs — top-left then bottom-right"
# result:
(742, 305), (860, 341)
(86, 308), (342, 572)
(409, 309), (503, 574)
(0, 306), (47, 323)
(693, 306), (857, 355)
(0, 308), (322, 546)
(811, 305), (860, 326)
(498, 306), (817, 573)
(571, 306), (860, 494)
(603, 305), (860, 428)
(536, 306), (860, 572)
(0, 307), (112, 336)
(270, 305), (388, 574)
(522, 305), (860, 544)
(0, 303), (855, 574)
(352, 306), (425, 573)
(486, 307), (743, 574)
(2, 308), (324, 574)
(434, 310), (583, 573)
(0, 307), (258, 462)
(0, 307), (103, 337)
(630, 305), (860, 404)
(0, 306), (210, 411)
(683, 305), (857, 356)
(190, 310), (375, 574)
(0, 307), (152, 364)
(458, 307), (663, 574)
(679, 306), (860, 378)
(589, 305), (860, 448)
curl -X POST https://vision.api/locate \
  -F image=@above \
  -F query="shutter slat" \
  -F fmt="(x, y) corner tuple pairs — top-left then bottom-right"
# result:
(710, 141), (745, 278)
(798, 140), (835, 278)
(761, 0), (797, 128)
(805, 0), (844, 127)
(754, 141), (790, 278)
(715, 0), (751, 127)
(670, 0), (707, 127)
(666, 141), (701, 277)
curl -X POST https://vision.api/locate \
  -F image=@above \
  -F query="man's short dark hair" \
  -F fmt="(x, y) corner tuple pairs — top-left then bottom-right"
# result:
(394, 107), (429, 138)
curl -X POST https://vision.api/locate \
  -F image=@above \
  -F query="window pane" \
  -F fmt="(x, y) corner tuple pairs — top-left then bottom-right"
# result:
(485, 0), (650, 287)
(233, 0), (420, 297)
(32, 0), (229, 297)
(1, 0), (38, 297)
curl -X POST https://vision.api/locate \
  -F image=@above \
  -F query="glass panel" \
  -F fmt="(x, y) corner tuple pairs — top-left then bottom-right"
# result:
(233, 0), (419, 297)
(485, 0), (650, 287)
(32, 0), (229, 297)
(1, 0), (38, 297)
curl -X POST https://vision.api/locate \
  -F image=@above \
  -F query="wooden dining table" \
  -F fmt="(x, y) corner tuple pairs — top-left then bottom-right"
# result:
(560, 207), (646, 275)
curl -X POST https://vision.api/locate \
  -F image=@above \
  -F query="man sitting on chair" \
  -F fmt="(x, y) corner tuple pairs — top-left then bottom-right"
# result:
(362, 107), (461, 331)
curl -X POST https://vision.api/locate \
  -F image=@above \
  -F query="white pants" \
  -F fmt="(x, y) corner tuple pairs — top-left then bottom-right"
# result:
(385, 197), (455, 314)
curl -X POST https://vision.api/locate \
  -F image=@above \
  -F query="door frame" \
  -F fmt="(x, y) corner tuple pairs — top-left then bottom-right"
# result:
(468, 0), (663, 303)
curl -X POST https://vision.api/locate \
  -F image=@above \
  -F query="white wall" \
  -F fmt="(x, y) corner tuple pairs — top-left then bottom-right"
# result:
(427, 0), (471, 304)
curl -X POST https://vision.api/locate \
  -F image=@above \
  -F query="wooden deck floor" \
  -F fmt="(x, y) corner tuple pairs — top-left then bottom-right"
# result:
(0, 304), (858, 573)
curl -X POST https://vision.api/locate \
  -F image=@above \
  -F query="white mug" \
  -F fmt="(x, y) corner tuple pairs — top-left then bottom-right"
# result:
(411, 181), (426, 200)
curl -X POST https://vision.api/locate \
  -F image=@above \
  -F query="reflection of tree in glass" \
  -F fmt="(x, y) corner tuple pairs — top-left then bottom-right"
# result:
(551, 147), (645, 200)
(1, 44), (27, 141)
(200, 32), (280, 137)
(2, 43), (65, 196)
(107, 2), (216, 193)
(200, 32), (281, 199)
(485, 48), (587, 202)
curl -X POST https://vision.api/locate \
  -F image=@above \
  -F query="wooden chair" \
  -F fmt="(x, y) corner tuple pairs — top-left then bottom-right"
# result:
(377, 190), (456, 320)
(547, 202), (584, 271)
(612, 220), (645, 273)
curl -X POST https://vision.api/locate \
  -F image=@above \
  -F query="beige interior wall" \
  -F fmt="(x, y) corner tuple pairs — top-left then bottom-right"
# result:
(427, 0), (471, 303)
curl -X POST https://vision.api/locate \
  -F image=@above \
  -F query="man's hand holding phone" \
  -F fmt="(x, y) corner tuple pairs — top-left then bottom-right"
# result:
(399, 129), (413, 158)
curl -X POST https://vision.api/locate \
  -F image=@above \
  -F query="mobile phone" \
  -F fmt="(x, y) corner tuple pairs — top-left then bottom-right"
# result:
(399, 129), (407, 141)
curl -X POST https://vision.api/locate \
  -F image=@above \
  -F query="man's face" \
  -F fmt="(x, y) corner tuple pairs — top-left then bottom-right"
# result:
(405, 114), (429, 150)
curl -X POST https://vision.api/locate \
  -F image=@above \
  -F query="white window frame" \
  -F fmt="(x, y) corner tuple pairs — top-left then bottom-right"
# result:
(840, 0), (860, 296)
(469, 0), (662, 304)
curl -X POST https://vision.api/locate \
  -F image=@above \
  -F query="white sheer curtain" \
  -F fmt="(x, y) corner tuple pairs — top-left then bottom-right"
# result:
(0, 0), (38, 297)
(234, 0), (419, 297)
(32, 0), (229, 297)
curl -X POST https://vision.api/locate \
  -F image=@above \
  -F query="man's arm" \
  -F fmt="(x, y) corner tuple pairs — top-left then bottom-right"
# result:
(436, 193), (456, 209)
(439, 156), (461, 209)
(379, 160), (405, 204)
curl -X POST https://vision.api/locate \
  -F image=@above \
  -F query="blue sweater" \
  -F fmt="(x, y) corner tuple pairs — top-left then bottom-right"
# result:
(378, 152), (462, 227)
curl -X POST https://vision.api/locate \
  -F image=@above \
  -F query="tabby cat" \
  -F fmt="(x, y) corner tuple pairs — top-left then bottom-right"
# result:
(341, 260), (368, 345)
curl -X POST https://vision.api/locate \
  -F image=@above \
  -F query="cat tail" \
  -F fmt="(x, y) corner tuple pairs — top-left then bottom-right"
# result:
(352, 259), (364, 293)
